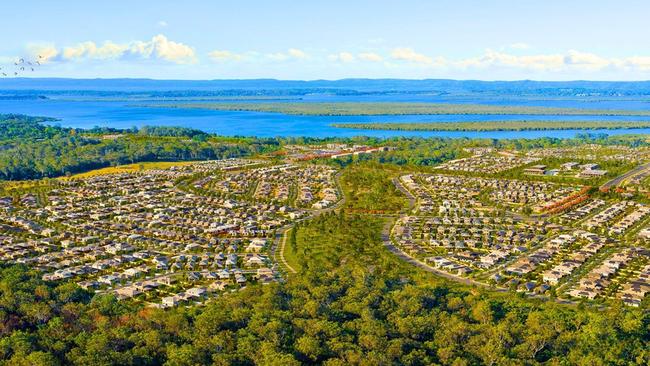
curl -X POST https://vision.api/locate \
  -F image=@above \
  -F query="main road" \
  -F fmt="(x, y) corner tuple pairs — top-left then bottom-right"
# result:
(600, 161), (650, 190)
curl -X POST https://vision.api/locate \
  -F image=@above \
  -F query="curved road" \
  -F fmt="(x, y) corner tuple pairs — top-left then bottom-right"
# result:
(600, 161), (650, 190)
(385, 174), (580, 306)
(381, 218), (494, 288)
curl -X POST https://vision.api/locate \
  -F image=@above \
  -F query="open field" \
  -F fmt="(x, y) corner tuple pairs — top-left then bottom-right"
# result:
(147, 102), (650, 116)
(333, 120), (650, 131)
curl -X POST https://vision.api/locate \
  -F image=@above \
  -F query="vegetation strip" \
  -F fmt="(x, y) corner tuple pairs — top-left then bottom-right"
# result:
(146, 102), (650, 116)
(332, 120), (650, 131)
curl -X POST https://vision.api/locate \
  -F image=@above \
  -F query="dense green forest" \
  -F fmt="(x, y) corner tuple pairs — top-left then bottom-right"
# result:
(151, 102), (650, 116)
(0, 213), (648, 365)
(0, 115), (279, 180)
(333, 120), (650, 131)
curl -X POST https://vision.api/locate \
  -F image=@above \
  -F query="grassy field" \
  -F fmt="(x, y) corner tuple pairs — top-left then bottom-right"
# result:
(66, 161), (197, 179)
(148, 102), (650, 116)
(333, 120), (650, 131)
(281, 228), (302, 272)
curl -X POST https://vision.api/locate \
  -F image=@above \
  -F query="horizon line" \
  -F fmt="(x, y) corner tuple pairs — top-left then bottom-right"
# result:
(1, 77), (650, 84)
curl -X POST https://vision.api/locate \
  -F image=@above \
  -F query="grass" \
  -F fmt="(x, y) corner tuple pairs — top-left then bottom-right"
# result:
(333, 120), (650, 131)
(65, 161), (198, 179)
(281, 228), (302, 273)
(146, 102), (650, 116)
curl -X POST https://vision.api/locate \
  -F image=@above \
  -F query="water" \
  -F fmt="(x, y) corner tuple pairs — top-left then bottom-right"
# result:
(1, 95), (650, 139)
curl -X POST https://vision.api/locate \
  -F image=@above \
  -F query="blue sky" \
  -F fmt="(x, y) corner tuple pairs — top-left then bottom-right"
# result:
(1, 0), (650, 80)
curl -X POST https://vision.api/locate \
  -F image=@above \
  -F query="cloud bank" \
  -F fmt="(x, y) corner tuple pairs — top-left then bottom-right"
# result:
(12, 37), (650, 78)
(29, 34), (196, 64)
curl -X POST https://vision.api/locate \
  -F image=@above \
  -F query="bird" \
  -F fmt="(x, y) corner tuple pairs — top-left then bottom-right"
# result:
(20, 67), (24, 71)
(27, 61), (32, 66)
(14, 72), (17, 76)
(19, 58), (24, 63)
(36, 61), (41, 65)
(38, 55), (43, 58)
(31, 68), (34, 71)
(1, 73), (6, 77)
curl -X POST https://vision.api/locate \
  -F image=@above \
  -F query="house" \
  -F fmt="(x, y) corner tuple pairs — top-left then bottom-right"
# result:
(246, 238), (267, 252)
(209, 281), (228, 291)
(561, 162), (579, 170)
(186, 287), (207, 298)
(542, 270), (564, 285)
(524, 165), (547, 175)
(161, 296), (178, 308)
(579, 169), (608, 178)
(115, 286), (141, 299)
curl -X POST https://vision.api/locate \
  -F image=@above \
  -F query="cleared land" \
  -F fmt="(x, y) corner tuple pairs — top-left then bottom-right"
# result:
(332, 120), (650, 131)
(147, 102), (650, 116)
(66, 161), (197, 179)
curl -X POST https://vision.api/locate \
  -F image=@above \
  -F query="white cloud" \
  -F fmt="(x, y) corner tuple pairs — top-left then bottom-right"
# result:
(209, 50), (244, 62)
(25, 35), (196, 65)
(266, 48), (308, 61)
(26, 44), (59, 63)
(287, 48), (307, 59)
(456, 49), (564, 71)
(145, 34), (196, 63)
(623, 56), (650, 71)
(391, 47), (433, 64)
(453, 49), (641, 72)
(328, 52), (355, 63)
(563, 50), (611, 70)
(63, 41), (128, 60)
(266, 52), (289, 61)
(509, 42), (530, 50)
(358, 52), (383, 62)
(157, 20), (168, 27)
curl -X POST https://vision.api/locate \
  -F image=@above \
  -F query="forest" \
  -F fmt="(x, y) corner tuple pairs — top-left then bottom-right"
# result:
(0, 115), (279, 180)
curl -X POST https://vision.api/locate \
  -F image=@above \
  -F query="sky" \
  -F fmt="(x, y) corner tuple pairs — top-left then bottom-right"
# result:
(1, 0), (650, 81)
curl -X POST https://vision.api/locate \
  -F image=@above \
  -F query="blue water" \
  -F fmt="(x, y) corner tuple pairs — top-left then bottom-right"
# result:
(1, 97), (650, 139)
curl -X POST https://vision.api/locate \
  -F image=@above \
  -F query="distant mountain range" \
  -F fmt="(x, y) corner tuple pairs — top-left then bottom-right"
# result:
(1, 78), (650, 96)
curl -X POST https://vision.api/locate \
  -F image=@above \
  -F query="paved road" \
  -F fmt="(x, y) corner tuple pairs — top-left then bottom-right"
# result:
(600, 161), (650, 190)
(392, 176), (416, 211)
